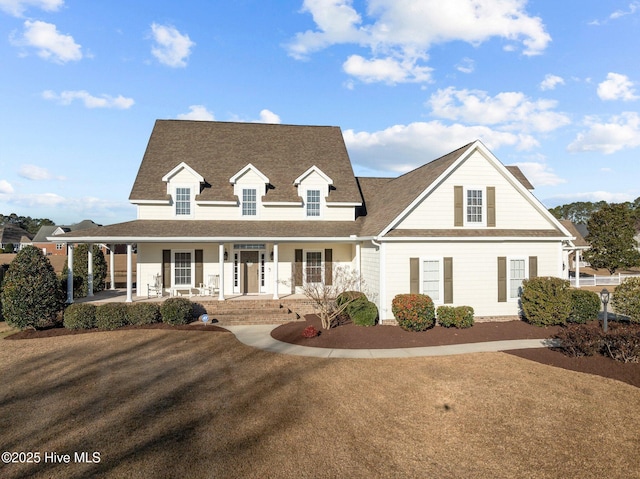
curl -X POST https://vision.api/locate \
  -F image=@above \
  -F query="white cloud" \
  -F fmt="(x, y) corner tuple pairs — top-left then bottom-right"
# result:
(150, 23), (195, 68)
(257, 109), (281, 124)
(343, 121), (535, 174)
(610, 2), (640, 20)
(540, 74), (564, 91)
(287, 0), (550, 84)
(42, 90), (134, 109)
(509, 162), (566, 187)
(0, 0), (63, 17)
(11, 20), (82, 63)
(456, 57), (475, 74)
(428, 87), (570, 133)
(19, 164), (66, 181)
(567, 112), (640, 154)
(597, 72), (639, 101)
(0, 180), (14, 194)
(177, 105), (215, 121)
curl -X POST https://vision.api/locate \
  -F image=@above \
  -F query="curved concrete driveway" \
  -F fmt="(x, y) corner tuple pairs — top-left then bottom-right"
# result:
(223, 324), (560, 358)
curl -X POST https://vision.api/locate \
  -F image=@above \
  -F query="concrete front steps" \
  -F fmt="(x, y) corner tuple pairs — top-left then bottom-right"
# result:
(195, 299), (312, 326)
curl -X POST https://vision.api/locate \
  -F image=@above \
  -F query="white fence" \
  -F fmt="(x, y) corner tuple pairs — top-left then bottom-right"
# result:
(570, 273), (640, 287)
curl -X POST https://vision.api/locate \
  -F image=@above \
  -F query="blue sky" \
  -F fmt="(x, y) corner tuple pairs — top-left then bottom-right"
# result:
(2, 0), (640, 225)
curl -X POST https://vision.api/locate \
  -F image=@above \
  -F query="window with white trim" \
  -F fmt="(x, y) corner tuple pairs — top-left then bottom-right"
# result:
(175, 187), (191, 216)
(306, 189), (321, 217)
(242, 188), (257, 216)
(422, 259), (441, 302)
(305, 251), (323, 283)
(466, 188), (483, 224)
(509, 258), (526, 299)
(174, 252), (192, 286)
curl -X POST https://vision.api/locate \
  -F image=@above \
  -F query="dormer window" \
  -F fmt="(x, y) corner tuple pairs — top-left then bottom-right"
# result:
(242, 188), (257, 216)
(175, 187), (191, 215)
(306, 190), (321, 217)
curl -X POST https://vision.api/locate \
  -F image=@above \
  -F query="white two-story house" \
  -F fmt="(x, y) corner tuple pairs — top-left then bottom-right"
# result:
(55, 120), (578, 322)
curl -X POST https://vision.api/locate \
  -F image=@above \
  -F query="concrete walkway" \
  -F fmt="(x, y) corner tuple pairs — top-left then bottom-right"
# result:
(223, 324), (560, 358)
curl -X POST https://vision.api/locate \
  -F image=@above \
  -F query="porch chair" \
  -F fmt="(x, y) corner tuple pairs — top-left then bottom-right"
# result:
(147, 273), (163, 298)
(198, 274), (220, 296)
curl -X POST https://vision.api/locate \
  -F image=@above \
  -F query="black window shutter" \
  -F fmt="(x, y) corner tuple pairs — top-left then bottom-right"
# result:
(294, 249), (303, 286)
(324, 249), (333, 286)
(195, 249), (203, 286)
(162, 249), (171, 288)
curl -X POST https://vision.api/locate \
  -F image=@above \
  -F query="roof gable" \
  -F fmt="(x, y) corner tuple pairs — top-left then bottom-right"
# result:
(161, 162), (205, 183)
(294, 165), (333, 186)
(229, 163), (269, 185)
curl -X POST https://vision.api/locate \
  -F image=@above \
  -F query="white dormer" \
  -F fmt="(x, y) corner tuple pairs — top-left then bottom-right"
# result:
(294, 166), (333, 219)
(230, 163), (270, 218)
(162, 162), (205, 218)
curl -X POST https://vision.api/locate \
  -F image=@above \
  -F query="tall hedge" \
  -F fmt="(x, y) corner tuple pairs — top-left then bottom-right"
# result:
(612, 277), (640, 323)
(62, 244), (108, 298)
(520, 277), (572, 326)
(1, 245), (65, 329)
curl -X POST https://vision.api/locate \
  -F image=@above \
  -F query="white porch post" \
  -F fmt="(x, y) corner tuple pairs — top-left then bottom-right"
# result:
(109, 244), (115, 290)
(87, 243), (94, 297)
(66, 244), (74, 304)
(272, 242), (279, 300)
(126, 244), (133, 302)
(575, 249), (581, 289)
(218, 243), (225, 301)
(355, 242), (361, 291)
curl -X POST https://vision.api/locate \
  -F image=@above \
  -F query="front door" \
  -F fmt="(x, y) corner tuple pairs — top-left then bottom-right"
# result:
(241, 251), (259, 294)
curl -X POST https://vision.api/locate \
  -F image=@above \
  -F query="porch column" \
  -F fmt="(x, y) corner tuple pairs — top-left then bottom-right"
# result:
(218, 243), (225, 301)
(109, 244), (115, 290)
(126, 244), (133, 302)
(66, 244), (74, 304)
(355, 242), (361, 291)
(87, 243), (94, 297)
(575, 249), (581, 289)
(272, 243), (279, 300)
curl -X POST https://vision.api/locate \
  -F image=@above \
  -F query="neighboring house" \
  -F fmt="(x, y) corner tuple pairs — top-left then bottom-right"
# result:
(53, 120), (578, 320)
(32, 220), (102, 255)
(0, 224), (33, 251)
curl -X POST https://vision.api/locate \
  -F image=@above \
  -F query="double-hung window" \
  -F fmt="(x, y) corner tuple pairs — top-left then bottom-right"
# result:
(174, 252), (192, 286)
(466, 188), (483, 224)
(306, 189), (320, 217)
(305, 251), (323, 283)
(509, 258), (526, 299)
(175, 187), (191, 216)
(242, 188), (257, 216)
(422, 259), (441, 302)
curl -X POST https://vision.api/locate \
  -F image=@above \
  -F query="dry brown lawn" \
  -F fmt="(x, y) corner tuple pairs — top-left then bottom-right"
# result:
(1, 330), (639, 479)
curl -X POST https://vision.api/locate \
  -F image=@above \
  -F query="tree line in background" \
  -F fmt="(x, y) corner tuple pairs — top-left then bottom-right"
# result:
(550, 199), (640, 274)
(0, 213), (55, 235)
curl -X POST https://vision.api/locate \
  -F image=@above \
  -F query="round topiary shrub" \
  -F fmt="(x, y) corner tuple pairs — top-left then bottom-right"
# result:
(336, 291), (366, 308)
(612, 277), (640, 324)
(347, 297), (378, 327)
(569, 289), (601, 324)
(127, 302), (161, 325)
(520, 277), (571, 326)
(391, 294), (435, 332)
(95, 303), (129, 330)
(160, 297), (193, 325)
(437, 305), (475, 328)
(63, 303), (97, 330)
(1, 245), (65, 330)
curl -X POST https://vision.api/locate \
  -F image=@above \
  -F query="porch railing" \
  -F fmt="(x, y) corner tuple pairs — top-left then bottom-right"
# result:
(570, 273), (640, 287)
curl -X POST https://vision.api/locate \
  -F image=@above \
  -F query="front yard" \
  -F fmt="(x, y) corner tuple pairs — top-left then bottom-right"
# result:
(1, 328), (638, 478)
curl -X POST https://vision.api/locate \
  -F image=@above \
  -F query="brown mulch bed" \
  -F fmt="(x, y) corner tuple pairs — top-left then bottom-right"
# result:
(272, 315), (640, 388)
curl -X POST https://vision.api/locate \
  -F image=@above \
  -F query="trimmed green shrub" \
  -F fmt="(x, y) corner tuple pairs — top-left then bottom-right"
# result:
(347, 297), (378, 327)
(95, 303), (129, 330)
(1, 245), (65, 330)
(336, 291), (365, 308)
(520, 277), (571, 326)
(160, 297), (193, 325)
(612, 277), (640, 324)
(437, 305), (475, 328)
(127, 303), (161, 325)
(569, 289), (600, 324)
(391, 294), (435, 332)
(63, 303), (97, 330)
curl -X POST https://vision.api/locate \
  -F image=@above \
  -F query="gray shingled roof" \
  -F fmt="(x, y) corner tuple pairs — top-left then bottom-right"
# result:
(129, 120), (362, 205)
(559, 220), (589, 247)
(0, 224), (32, 243)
